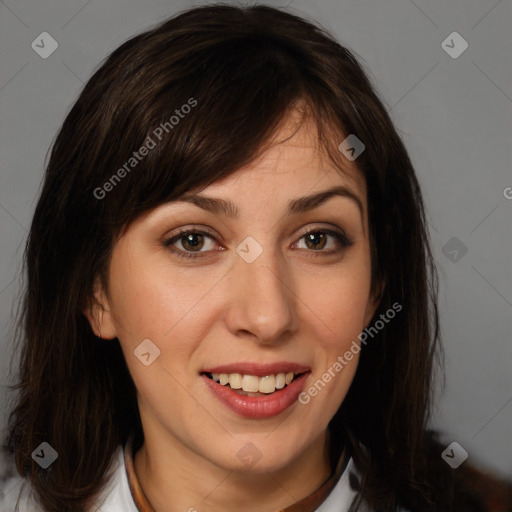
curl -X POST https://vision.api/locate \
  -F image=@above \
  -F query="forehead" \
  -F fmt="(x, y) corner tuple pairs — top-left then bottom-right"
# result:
(194, 108), (367, 204)
(122, 107), (368, 236)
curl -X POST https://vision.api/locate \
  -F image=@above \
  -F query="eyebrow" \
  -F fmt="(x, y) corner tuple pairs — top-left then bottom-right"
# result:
(177, 185), (364, 223)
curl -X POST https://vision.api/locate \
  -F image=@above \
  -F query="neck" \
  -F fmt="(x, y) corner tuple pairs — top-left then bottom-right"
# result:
(133, 429), (336, 512)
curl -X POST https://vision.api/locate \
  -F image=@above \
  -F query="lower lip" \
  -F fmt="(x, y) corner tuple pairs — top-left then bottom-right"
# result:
(201, 372), (310, 419)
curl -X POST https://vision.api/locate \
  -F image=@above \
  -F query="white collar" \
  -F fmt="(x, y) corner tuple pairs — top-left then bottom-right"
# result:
(0, 445), (360, 512)
(94, 445), (360, 512)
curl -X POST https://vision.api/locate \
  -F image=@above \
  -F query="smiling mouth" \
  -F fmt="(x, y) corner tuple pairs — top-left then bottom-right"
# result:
(203, 371), (307, 396)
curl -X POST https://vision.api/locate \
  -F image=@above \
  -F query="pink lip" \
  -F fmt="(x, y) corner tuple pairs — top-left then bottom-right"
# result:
(201, 371), (310, 419)
(201, 361), (310, 377)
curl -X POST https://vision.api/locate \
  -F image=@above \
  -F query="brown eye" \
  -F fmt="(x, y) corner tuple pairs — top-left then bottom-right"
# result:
(180, 233), (206, 251)
(163, 229), (218, 259)
(304, 232), (328, 250)
(296, 229), (353, 254)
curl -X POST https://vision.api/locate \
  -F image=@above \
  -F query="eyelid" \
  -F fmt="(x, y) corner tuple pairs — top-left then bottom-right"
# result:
(162, 223), (353, 259)
(293, 226), (353, 251)
(298, 224), (349, 239)
(163, 225), (219, 243)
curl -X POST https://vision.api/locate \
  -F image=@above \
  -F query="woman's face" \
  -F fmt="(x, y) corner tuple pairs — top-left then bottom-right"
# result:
(89, 112), (379, 473)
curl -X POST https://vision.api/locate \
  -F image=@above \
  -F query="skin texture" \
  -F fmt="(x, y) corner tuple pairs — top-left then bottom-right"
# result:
(85, 110), (380, 512)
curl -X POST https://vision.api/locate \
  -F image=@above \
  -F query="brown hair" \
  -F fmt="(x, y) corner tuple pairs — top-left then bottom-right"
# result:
(4, 3), (487, 511)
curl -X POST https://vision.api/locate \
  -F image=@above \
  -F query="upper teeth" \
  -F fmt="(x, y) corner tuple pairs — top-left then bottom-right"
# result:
(211, 372), (296, 394)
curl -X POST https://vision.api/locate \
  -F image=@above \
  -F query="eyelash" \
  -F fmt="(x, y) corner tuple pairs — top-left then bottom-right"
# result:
(163, 227), (354, 260)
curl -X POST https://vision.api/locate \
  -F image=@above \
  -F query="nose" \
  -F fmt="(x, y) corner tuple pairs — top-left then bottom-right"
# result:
(224, 244), (298, 345)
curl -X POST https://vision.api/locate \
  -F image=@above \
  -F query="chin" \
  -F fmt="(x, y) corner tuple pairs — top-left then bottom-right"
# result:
(208, 435), (310, 474)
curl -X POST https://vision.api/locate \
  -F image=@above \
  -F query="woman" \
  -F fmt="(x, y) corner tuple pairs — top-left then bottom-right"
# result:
(2, 4), (511, 512)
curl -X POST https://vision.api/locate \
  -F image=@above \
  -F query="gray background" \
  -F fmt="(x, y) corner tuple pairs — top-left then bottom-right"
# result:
(1, 0), (511, 481)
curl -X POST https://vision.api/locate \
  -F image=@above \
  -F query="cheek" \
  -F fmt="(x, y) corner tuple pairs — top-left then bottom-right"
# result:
(110, 264), (207, 421)
(107, 254), (228, 391)
(298, 255), (372, 348)
(108, 254), (211, 341)
(295, 248), (371, 412)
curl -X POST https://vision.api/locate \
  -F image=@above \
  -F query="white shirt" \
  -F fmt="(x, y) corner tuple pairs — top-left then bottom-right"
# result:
(0, 445), (362, 512)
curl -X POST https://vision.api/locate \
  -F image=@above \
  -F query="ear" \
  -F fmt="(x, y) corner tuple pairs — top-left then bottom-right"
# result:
(83, 276), (118, 340)
(363, 279), (385, 327)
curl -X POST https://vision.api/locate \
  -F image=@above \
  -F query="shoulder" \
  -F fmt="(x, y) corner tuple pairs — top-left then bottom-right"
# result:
(316, 457), (420, 512)
(0, 475), (43, 512)
(316, 456), (412, 512)
(91, 443), (139, 511)
(0, 445), (136, 512)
